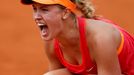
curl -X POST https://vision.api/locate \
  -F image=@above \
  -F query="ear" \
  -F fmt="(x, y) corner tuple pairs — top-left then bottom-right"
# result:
(62, 9), (71, 20)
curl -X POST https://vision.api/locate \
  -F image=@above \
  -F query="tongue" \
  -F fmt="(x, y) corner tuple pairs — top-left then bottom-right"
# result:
(41, 27), (48, 36)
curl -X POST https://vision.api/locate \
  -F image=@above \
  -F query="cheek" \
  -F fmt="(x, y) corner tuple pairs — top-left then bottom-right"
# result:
(50, 18), (63, 32)
(43, 13), (62, 24)
(43, 10), (62, 19)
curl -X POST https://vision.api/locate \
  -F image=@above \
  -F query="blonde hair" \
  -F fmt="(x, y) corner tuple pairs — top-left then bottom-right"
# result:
(71, 0), (95, 18)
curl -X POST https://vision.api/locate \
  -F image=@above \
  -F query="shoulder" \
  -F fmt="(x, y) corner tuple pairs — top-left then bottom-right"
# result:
(84, 18), (121, 57)
(85, 18), (119, 35)
(84, 18), (122, 74)
(84, 18), (121, 45)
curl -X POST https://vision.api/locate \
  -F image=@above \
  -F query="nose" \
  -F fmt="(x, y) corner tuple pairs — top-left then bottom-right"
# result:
(33, 11), (42, 21)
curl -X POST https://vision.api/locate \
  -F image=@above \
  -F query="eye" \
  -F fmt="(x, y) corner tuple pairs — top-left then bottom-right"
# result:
(33, 7), (36, 10)
(33, 8), (37, 12)
(41, 8), (49, 11)
(32, 5), (37, 12)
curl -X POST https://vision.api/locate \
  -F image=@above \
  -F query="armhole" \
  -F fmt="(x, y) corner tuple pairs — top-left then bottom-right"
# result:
(117, 31), (124, 55)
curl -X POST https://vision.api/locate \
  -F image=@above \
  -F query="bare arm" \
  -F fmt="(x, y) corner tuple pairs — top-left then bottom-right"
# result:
(43, 40), (96, 75)
(43, 68), (97, 75)
(43, 68), (73, 75)
(88, 29), (122, 75)
(44, 40), (64, 71)
(43, 40), (75, 75)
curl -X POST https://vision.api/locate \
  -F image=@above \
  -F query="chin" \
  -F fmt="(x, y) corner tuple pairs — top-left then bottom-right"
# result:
(42, 36), (54, 41)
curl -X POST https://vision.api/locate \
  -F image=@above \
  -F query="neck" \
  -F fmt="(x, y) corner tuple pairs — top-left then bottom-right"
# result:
(56, 17), (80, 48)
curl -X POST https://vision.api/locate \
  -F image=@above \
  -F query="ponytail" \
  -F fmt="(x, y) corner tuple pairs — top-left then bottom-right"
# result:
(72, 0), (95, 18)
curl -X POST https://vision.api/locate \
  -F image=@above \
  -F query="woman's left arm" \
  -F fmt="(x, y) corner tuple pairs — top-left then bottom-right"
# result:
(87, 29), (122, 75)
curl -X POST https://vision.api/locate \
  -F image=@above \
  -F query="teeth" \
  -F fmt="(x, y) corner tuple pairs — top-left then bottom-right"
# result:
(37, 23), (48, 31)
(38, 24), (45, 26)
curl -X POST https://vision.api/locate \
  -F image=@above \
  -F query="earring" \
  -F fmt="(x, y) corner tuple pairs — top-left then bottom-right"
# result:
(62, 16), (66, 20)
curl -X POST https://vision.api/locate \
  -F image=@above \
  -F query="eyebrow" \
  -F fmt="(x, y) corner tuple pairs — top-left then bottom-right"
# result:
(32, 5), (35, 8)
(40, 5), (48, 9)
(32, 4), (50, 9)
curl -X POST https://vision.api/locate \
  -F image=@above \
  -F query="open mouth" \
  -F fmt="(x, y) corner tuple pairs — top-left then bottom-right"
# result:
(38, 24), (49, 37)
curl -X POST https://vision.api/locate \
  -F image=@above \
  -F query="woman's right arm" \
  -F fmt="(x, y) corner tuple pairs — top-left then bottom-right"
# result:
(43, 69), (98, 75)
(43, 40), (98, 75)
(43, 68), (73, 75)
(43, 40), (74, 75)
(44, 40), (64, 70)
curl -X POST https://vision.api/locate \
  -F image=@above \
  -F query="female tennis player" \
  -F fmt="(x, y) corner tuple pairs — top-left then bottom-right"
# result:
(21, 0), (134, 75)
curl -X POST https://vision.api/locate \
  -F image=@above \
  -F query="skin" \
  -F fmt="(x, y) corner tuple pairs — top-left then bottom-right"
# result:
(32, 2), (122, 75)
